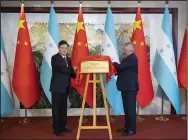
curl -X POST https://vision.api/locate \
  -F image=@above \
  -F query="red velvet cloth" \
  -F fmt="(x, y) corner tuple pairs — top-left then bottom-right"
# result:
(76, 56), (117, 84)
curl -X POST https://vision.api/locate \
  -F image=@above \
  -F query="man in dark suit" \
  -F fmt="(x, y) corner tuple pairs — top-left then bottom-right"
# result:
(50, 40), (77, 136)
(113, 42), (139, 136)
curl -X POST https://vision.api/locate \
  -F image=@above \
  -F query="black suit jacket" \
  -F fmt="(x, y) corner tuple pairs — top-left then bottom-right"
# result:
(50, 53), (76, 93)
(113, 53), (139, 92)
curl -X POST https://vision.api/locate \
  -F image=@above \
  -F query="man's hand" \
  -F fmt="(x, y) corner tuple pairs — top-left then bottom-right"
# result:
(73, 66), (78, 71)
(113, 62), (120, 70)
(113, 62), (119, 75)
(113, 62), (118, 66)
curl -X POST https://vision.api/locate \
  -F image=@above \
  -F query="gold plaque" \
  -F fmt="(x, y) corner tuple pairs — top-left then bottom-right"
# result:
(80, 61), (109, 73)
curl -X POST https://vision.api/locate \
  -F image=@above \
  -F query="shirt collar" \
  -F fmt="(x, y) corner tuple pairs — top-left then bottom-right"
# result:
(124, 53), (134, 59)
(60, 53), (66, 58)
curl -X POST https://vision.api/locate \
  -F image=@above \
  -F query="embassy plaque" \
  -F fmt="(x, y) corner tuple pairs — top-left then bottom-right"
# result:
(80, 61), (109, 73)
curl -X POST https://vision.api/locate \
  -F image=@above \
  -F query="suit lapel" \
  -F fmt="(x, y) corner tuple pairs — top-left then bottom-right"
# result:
(57, 53), (66, 65)
(58, 53), (71, 67)
(121, 53), (134, 63)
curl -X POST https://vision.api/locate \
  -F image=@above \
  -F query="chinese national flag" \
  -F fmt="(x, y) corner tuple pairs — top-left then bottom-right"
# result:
(12, 4), (40, 109)
(177, 29), (187, 89)
(71, 7), (93, 107)
(131, 7), (154, 107)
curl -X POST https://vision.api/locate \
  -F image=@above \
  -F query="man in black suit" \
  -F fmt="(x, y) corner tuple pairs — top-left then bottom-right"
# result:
(113, 42), (139, 136)
(50, 40), (77, 136)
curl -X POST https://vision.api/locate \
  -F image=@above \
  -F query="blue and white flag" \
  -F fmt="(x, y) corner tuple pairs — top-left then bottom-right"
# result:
(152, 6), (181, 114)
(101, 7), (124, 116)
(1, 33), (14, 117)
(40, 5), (60, 103)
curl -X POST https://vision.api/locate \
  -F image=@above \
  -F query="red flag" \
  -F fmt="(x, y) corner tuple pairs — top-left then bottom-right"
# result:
(131, 7), (154, 107)
(71, 7), (93, 107)
(178, 29), (187, 89)
(12, 4), (40, 109)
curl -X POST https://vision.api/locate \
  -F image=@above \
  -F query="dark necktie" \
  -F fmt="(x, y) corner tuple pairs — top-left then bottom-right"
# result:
(64, 56), (68, 67)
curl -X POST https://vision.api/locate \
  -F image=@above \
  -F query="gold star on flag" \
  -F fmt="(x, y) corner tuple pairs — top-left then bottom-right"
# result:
(140, 42), (144, 46)
(18, 20), (25, 29)
(85, 43), (88, 47)
(24, 41), (28, 46)
(133, 20), (142, 31)
(76, 21), (84, 33)
(133, 40), (137, 45)
(17, 40), (20, 45)
(77, 41), (81, 46)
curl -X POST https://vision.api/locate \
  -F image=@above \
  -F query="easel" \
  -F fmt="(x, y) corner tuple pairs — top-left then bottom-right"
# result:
(76, 70), (112, 139)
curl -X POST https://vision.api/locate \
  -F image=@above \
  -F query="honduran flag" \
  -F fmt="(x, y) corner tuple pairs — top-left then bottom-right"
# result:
(40, 5), (60, 103)
(101, 6), (124, 115)
(152, 6), (181, 114)
(1, 33), (14, 117)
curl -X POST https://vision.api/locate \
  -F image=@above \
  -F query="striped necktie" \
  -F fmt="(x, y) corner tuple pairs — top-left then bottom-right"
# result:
(63, 56), (68, 67)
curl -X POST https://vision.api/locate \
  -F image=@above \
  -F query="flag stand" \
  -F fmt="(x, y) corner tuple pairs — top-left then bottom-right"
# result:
(155, 92), (169, 121)
(76, 73), (112, 139)
(182, 92), (187, 120)
(136, 104), (144, 122)
(19, 109), (31, 124)
(0, 119), (4, 127)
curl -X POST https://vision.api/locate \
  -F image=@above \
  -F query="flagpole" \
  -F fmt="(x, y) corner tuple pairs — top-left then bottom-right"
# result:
(48, 0), (54, 125)
(75, 1), (88, 124)
(17, 0), (31, 125)
(108, 0), (111, 6)
(165, 0), (169, 5)
(105, 0), (116, 123)
(135, 0), (145, 123)
(79, 1), (89, 123)
(79, 1), (82, 7)
(138, 0), (141, 7)
(180, 27), (187, 120)
(155, 91), (169, 121)
(155, 0), (170, 122)
(19, 109), (31, 124)
(136, 103), (144, 122)
(182, 92), (187, 120)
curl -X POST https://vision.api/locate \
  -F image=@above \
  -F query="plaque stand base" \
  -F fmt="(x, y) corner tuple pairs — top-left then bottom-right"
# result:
(76, 73), (112, 139)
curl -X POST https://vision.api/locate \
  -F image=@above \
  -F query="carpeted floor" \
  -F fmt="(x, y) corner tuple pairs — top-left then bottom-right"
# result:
(0, 115), (187, 140)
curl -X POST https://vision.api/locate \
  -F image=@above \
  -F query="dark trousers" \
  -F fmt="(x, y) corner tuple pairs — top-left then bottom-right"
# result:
(121, 91), (137, 132)
(52, 92), (68, 133)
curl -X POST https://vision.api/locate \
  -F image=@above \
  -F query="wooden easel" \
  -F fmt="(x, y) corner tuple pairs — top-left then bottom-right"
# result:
(76, 73), (112, 139)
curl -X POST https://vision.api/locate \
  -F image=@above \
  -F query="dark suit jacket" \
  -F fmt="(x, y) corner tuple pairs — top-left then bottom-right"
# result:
(50, 53), (76, 93)
(113, 53), (139, 92)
